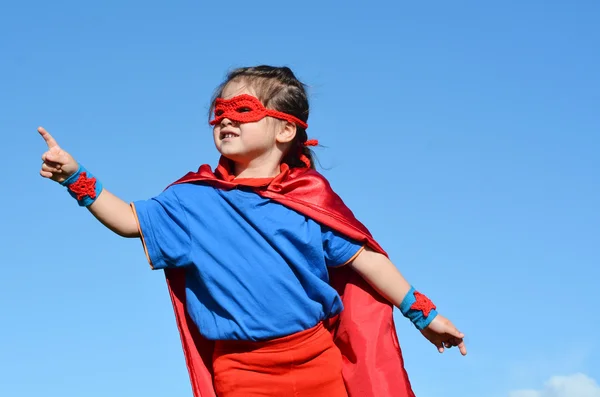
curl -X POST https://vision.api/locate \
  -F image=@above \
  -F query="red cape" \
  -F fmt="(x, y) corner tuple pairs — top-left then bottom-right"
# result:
(162, 159), (415, 397)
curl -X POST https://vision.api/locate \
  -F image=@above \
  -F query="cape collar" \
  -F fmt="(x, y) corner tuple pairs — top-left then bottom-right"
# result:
(213, 156), (292, 188)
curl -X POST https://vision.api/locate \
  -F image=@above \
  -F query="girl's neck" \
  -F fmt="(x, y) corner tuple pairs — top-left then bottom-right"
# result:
(233, 160), (281, 179)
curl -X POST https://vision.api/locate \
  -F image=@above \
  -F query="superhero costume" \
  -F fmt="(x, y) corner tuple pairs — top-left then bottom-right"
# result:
(158, 157), (416, 397)
(60, 93), (434, 396)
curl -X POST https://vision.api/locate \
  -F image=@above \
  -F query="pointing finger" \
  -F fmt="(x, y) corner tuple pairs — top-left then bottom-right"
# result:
(38, 126), (59, 149)
(457, 340), (467, 356)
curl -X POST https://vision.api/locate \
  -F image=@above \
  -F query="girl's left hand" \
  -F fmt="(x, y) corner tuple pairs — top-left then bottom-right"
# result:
(420, 314), (467, 356)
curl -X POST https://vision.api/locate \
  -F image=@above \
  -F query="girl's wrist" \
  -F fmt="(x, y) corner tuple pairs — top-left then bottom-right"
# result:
(399, 286), (438, 330)
(60, 163), (103, 207)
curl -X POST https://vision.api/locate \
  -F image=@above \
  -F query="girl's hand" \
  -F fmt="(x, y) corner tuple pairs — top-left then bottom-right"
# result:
(420, 314), (467, 356)
(38, 126), (79, 183)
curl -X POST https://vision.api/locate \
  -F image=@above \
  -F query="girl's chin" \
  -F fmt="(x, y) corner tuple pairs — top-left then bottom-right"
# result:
(218, 151), (251, 164)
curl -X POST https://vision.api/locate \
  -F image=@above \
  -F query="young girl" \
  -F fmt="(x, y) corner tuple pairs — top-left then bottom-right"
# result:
(38, 65), (466, 397)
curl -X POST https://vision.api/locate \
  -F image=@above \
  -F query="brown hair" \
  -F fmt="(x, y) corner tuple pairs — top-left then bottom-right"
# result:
(209, 65), (315, 169)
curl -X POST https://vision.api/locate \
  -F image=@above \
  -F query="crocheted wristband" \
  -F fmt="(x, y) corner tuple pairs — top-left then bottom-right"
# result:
(399, 286), (438, 330)
(60, 164), (103, 207)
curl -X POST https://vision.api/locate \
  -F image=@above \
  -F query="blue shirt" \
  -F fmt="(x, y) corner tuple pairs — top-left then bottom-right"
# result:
(132, 183), (363, 341)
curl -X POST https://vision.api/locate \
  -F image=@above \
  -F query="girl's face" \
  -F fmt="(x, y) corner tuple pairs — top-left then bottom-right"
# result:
(212, 80), (294, 167)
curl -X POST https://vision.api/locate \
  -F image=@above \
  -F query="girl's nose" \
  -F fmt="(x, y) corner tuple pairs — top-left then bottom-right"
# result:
(220, 118), (233, 127)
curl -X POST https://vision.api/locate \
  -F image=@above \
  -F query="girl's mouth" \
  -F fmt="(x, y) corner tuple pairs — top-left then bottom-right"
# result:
(220, 131), (239, 140)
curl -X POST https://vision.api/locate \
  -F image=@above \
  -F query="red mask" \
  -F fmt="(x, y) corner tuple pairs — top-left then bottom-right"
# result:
(209, 94), (308, 129)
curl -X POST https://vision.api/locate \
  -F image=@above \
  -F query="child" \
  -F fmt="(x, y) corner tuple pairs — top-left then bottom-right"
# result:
(38, 65), (466, 397)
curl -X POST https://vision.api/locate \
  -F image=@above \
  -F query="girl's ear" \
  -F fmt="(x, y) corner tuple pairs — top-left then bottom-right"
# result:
(276, 121), (297, 144)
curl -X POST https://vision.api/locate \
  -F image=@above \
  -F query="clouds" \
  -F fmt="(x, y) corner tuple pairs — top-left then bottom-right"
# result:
(510, 374), (600, 397)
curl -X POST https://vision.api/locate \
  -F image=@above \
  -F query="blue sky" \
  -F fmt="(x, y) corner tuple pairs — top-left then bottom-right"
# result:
(1, 1), (599, 396)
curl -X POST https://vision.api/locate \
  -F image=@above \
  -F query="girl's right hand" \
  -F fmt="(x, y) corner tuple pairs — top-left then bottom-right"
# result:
(420, 314), (467, 356)
(38, 126), (79, 183)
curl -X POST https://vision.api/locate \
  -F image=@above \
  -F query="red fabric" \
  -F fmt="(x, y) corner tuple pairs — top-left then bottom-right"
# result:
(299, 139), (318, 168)
(162, 157), (415, 397)
(67, 172), (97, 200)
(411, 291), (437, 317)
(209, 94), (308, 129)
(212, 322), (348, 397)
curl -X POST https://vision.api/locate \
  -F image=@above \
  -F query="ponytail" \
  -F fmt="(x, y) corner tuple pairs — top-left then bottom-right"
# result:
(282, 126), (318, 169)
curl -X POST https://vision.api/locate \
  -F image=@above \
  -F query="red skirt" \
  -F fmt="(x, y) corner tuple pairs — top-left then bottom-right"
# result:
(212, 322), (348, 397)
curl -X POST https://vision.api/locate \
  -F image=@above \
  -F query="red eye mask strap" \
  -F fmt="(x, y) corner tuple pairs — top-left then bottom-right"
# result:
(263, 109), (308, 130)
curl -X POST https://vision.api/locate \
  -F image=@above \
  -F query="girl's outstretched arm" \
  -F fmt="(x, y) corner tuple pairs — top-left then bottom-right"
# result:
(38, 126), (139, 238)
(348, 247), (467, 356)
